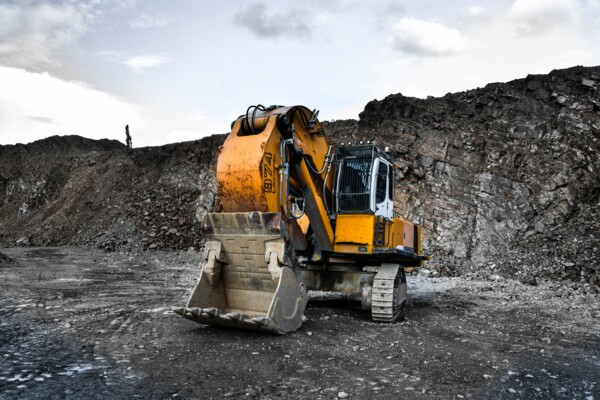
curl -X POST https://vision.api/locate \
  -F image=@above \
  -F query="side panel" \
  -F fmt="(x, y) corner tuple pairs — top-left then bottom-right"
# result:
(389, 217), (415, 250)
(389, 218), (405, 248)
(334, 214), (376, 253)
(333, 214), (421, 255)
(403, 222), (415, 250)
(415, 224), (422, 256)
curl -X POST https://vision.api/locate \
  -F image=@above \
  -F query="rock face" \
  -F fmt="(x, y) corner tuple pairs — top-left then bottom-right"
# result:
(0, 66), (598, 289)
(326, 65), (600, 288)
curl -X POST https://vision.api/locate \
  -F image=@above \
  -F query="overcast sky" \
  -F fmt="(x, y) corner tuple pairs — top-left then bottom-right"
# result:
(1, 0), (599, 147)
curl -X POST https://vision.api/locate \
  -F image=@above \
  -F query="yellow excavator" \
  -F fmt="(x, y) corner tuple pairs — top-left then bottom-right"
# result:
(173, 105), (428, 334)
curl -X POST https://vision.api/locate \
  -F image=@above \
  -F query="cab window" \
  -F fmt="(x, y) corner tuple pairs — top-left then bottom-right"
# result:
(376, 162), (388, 203)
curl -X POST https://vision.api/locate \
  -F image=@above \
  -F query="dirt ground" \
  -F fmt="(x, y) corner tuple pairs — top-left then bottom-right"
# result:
(1, 247), (598, 399)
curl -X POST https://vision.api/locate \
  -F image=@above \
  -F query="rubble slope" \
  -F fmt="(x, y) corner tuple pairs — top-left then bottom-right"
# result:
(0, 135), (224, 251)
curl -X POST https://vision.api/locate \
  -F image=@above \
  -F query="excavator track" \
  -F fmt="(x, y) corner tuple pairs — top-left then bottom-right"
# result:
(371, 264), (407, 322)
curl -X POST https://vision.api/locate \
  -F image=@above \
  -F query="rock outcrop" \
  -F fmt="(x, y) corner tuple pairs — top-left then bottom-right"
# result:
(0, 66), (598, 291)
(326, 65), (599, 291)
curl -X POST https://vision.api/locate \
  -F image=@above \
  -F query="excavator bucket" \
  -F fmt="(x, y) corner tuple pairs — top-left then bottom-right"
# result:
(173, 212), (309, 334)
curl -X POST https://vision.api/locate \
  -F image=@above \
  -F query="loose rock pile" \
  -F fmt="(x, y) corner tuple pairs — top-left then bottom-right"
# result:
(0, 134), (224, 252)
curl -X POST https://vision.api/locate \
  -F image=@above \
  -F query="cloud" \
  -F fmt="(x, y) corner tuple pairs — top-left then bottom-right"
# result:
(0, 65), (146, 145)
(123, 55), (170, 72)
(372, 1), (597, 101)
(130, 13), (171, 29)
(25, 116), (56, 124)
(234, 3), (311, 38)
(458, 5), (492, 28)
(509, 0), (581, 37)
(187, 111), (208, 122)
(462, 5), (490, 24)
(391, 17), (470, 57)
(382, 2), (406, 17)
(96, 51), (170, 72)
(374, 1), (405, 25)
(0, 1), (94, 70)
(467, 5), (486, 18)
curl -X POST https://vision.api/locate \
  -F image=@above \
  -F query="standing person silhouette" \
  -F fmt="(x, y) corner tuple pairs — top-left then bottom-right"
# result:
(125, 125), (132, 148)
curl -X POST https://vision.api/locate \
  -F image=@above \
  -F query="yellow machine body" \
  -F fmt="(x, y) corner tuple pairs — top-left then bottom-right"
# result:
(217, 107), (330, 215)
(216, 117), (281, 212)
(333, 214), (416, 255)
(174, 105), (428, 334)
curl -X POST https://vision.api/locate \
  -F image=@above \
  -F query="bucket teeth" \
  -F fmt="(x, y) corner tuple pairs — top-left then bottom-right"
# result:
(204, 307), (220, 318)
(251, 316), (276, 331)
(171, 307), (185, 316)
(251, 316), (268, 326)
(191, 308), (202, 318)
(172, 306), (224, 321)
(222, 312), (244, 322)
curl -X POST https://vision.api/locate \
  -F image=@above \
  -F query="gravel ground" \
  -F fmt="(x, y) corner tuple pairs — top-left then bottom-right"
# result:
(1, 247), (599, 399)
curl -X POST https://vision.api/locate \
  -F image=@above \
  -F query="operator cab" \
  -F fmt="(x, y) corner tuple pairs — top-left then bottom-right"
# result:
(334, 144), (395, 219)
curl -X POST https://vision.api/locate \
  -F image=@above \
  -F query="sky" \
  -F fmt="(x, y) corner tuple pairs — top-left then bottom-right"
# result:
(0, 0), (599, 147)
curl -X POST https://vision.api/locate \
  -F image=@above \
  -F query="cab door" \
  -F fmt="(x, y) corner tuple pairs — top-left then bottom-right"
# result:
(373, 158), (394, 219)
